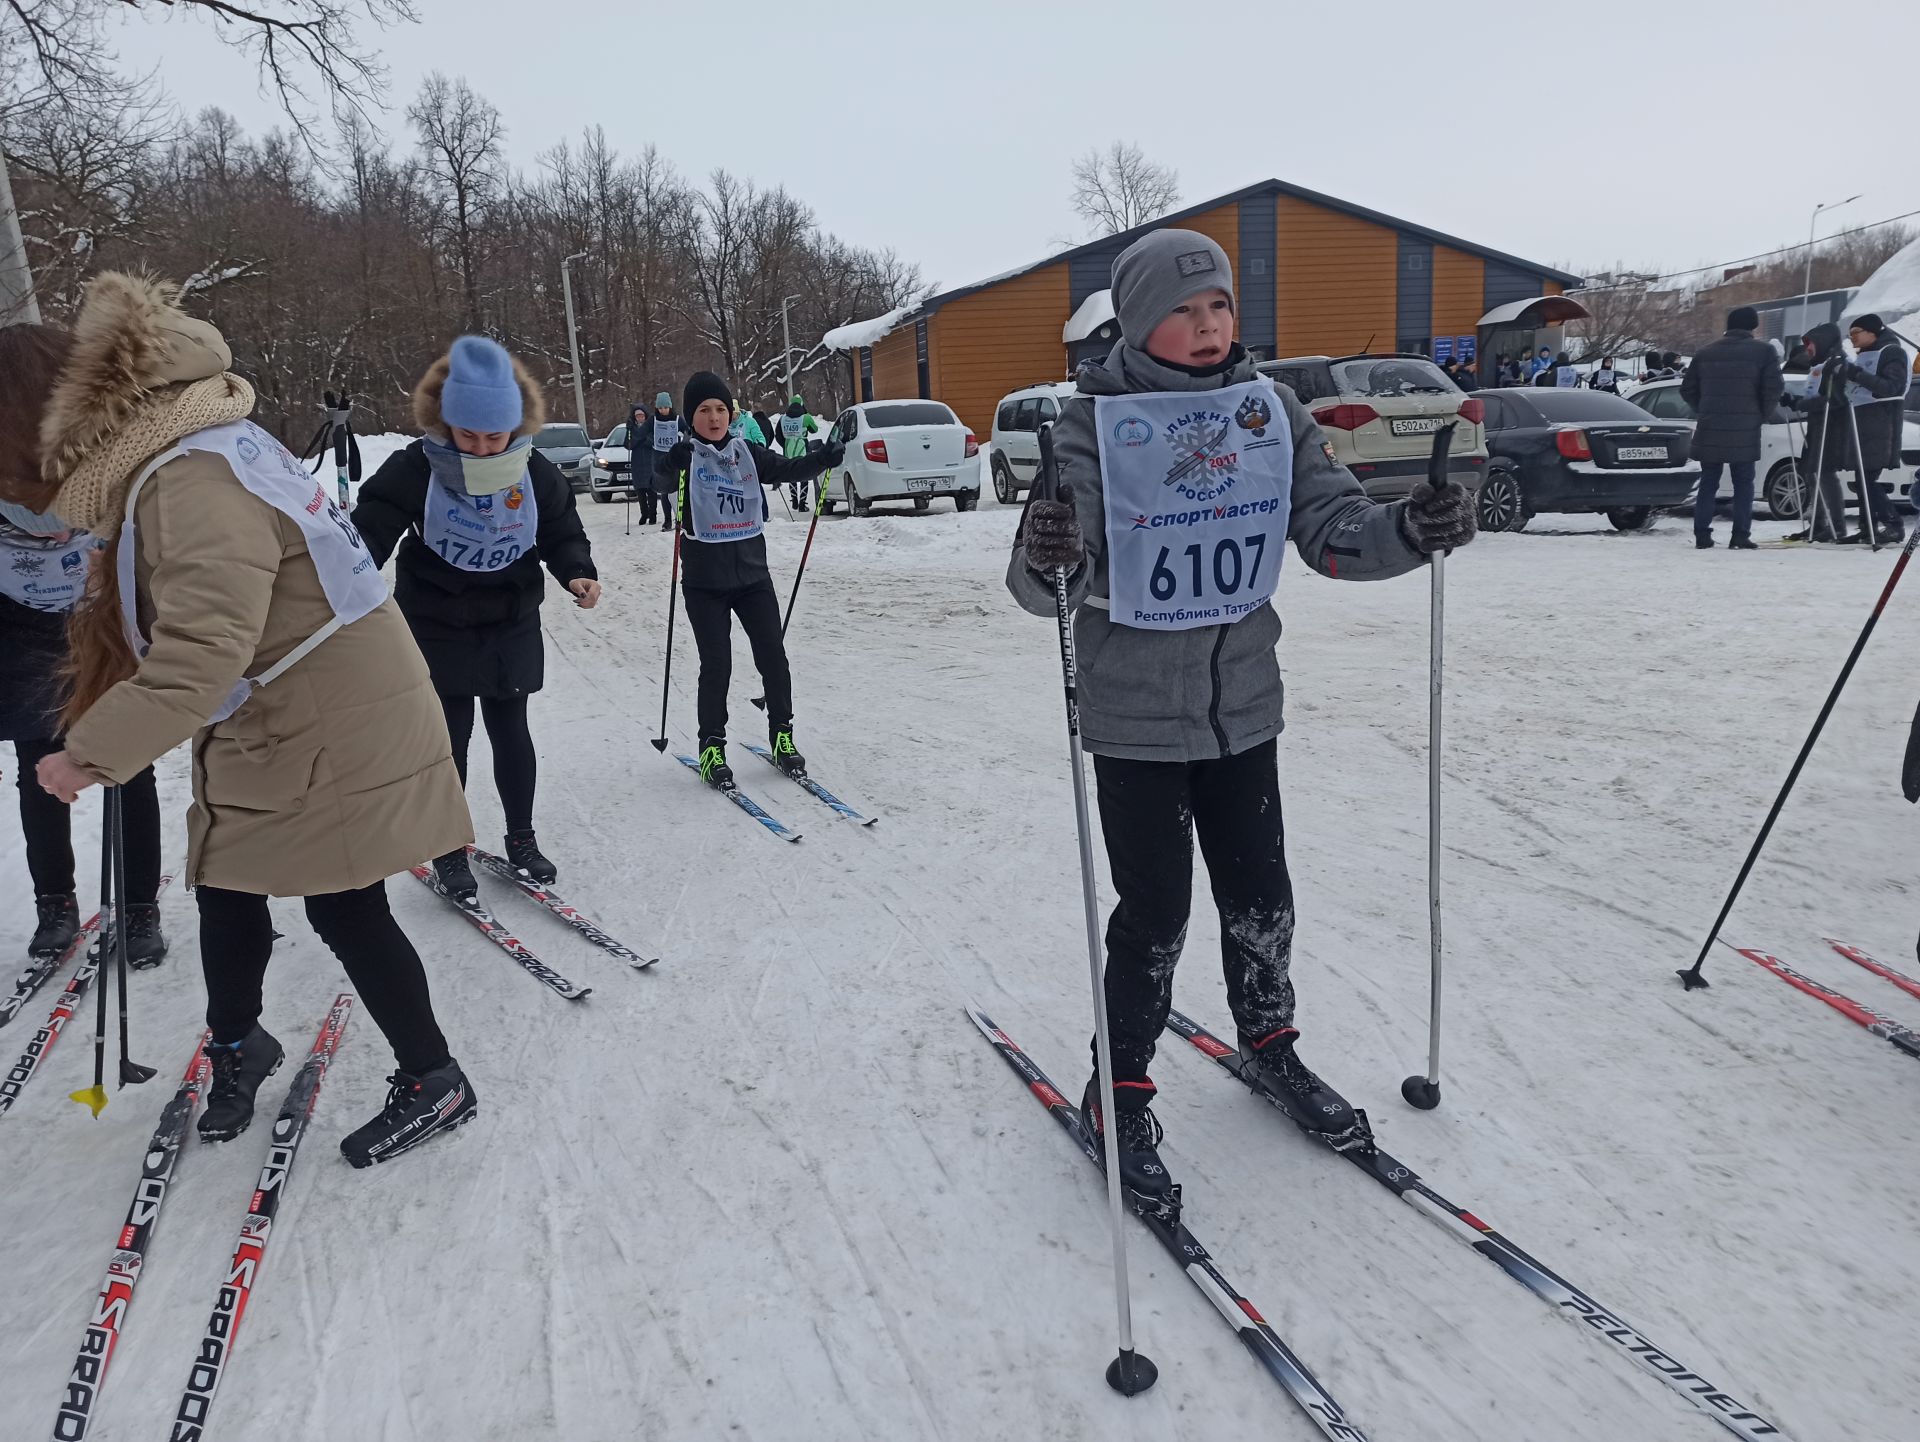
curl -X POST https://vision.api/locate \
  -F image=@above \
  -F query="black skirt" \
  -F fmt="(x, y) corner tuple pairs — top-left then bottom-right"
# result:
(406, 610), (545, 699)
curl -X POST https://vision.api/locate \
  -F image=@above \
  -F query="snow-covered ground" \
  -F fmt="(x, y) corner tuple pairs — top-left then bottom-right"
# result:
(4, 494), (1919, 1441)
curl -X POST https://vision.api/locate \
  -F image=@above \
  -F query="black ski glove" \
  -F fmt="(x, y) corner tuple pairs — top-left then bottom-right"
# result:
(1022, 483), (1085, 573)
(818, 438), (846, 468)
(1398, 422), (1477, 555)
(662, 440), (692, 478)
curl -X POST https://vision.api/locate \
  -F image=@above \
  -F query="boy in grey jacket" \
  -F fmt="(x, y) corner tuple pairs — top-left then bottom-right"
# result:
(1007, 228), (1475, 1217)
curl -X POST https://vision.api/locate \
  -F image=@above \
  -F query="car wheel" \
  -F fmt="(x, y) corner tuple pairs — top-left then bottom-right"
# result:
(954, 490), (979, 513)
(848, 480), (872, 518)
(1765, 460), (1807, 520)
(591, 489), (609, 504)
(992, 455), (1016, 504)
(1606, 506), (1653, 532)
(1476, 467), (1530, 533)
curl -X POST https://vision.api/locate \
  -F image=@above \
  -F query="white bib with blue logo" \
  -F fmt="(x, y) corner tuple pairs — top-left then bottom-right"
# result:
(117, 420), (388, 725)
(421, 473), (538, 573)
(1095, 378), (1293, 632)
(652, 418), (680, 452)
(686, 438), (764, 544)
(0, 529), (100, 613)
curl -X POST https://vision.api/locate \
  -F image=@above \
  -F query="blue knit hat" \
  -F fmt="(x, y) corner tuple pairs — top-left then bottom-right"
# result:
(440, 336), (523, 433)
(655, 391), (672, 408)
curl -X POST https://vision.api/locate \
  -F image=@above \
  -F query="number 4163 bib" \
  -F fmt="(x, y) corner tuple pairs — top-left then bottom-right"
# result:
(1096, 377), (1293, 631)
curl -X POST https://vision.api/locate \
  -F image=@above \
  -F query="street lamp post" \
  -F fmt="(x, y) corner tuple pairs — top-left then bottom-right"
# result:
(561, 250), (592, 432)
(781, 294), (804, 400)
(1793, 196), (1861, 536)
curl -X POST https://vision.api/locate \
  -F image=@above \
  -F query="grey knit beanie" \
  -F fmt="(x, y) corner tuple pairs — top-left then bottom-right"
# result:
(1111, 229), (1235, 350)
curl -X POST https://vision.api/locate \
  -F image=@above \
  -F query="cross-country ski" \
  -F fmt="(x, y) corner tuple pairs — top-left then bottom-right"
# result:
(6, 27), (1920, 1440)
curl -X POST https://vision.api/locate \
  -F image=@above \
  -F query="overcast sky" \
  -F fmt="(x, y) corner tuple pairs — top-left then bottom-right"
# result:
(111, 0), (1919, 301)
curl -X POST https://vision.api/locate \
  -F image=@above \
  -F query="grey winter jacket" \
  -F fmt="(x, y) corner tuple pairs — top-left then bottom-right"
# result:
(1005, 342), (1427, 762)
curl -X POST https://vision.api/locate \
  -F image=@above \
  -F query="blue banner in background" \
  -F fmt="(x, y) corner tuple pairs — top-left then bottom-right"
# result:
(1456, 335), (1477, 362)
(1432, 336), (1454, 361)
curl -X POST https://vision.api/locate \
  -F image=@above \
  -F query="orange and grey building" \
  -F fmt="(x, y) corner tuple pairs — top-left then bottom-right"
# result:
(839, 178), (1583, 438)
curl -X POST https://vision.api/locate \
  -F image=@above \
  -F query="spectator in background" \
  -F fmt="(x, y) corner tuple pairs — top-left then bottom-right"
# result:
(1680, 306), (1782, 551)
(1454, 356), (1479, 391)
(1529, 345), (1553, 380)
(1533, 352), (1578, 388)
(1839, 314), (1910, 544)
(1501, 354), (1524, 387)
(1588, 356), (1620, 394)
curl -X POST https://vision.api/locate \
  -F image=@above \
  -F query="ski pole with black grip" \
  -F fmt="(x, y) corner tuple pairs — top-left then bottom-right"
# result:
(1035, 421), (1156, 1397)
(1680, 520), (1920, 988)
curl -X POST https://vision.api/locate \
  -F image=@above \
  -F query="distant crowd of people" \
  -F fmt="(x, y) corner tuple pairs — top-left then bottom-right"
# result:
(1452, 345), (1688, 393)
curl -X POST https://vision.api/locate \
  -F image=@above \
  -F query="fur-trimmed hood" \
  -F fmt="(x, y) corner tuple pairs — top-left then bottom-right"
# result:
(39, 273), (235, 481)
(40, 272), (253, 533)
(411, 349), (546, 440)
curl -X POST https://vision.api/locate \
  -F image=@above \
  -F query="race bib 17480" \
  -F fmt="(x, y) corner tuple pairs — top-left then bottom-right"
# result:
(1095, 378), (1293, 631)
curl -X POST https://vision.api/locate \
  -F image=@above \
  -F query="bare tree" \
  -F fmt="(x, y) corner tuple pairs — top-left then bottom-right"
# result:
(407, 72), (502, 331)
(1069, 141), (1180, 236)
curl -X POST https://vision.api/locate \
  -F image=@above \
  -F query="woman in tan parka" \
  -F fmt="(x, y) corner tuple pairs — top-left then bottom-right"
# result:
(13, 273), (479, 1168)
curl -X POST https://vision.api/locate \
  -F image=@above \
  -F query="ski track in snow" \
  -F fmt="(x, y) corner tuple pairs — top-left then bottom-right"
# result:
(4, 493), (1919, 1439)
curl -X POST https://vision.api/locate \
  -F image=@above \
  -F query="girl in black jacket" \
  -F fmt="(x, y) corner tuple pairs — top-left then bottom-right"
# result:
(658, 371), (841, 789)
(353, 338), (600, 898)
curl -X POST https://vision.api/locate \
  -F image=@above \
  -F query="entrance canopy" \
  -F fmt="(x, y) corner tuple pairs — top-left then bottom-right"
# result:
(1477, 295), (1591, 328)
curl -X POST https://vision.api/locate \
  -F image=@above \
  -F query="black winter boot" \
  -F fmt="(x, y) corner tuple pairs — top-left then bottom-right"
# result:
(1081, 1074), (1179, 1221)
(698, 736), (735, 790)
(29, 893), (80, 960)
(197, 1026), (287, 1142)
(123, 902), (168, 970)
(340, 1058), (478, 1168)
(504, 830), (557, 884)
(769, 720), (807, 778)
(1240, 1027), (1367, 1150)
(431, 848), (479, 902)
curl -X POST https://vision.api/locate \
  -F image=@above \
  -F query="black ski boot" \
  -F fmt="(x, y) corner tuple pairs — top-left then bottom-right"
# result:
(340, 1058), (478, 1168)
(123, 902), (168, 970)
(29, 893), (80, 959)
(1081, 1075), (1180, 1222)
(504, 830), (557, 884)
(197, 1026), (287, 1142)
(698, 736), (735, 790)
(431, 848), (479, 903)
(769, 721), (807, 778)
(1240, 1027), (1368, 1151)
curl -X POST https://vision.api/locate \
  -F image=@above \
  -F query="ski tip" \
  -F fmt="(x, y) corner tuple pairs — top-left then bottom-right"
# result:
(565, 986), (594, 1002)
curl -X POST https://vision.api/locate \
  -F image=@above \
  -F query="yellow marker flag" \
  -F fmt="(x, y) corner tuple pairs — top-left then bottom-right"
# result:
(69, 1085), (108, 1118)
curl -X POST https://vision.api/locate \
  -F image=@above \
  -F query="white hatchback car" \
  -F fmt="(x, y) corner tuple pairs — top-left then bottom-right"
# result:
(1624, 375), (1918, 517)
(989, 381), (1077, 504)
(587, 424), (642, 504)
(821, 400), (982, 515)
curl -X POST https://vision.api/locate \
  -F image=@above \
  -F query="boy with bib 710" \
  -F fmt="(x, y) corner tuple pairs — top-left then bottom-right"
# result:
(1005, 228), (1475, 1219)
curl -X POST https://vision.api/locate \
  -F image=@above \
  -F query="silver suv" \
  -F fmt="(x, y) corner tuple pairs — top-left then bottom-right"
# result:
(1257, 355), (1488, 498)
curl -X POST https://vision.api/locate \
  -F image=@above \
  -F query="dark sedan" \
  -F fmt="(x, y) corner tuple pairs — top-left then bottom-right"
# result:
(1474, 389), (1699, 532)
(532, 422), (594, 493)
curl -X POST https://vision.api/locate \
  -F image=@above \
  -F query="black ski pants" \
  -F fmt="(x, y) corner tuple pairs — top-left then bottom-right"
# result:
(637, 487), (657, 524)
(683, 580), (792, 741)
(12, 738), (161, 902)
(438, 692), (537, 835)
(1091, 738), (1296, 1094)
(197, 881), (450, 1074)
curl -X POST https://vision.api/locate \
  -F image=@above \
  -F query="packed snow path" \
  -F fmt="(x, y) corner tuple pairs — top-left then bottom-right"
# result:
(3, 496), (1917, 1441)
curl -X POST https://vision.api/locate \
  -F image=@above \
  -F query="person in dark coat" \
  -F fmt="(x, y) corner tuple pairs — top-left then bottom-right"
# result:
(657, 370), (842, 789)
(1679, 306), (1783, 550)
(1453, 357), (1479, 391)
(626, 394), (659, 525)
(0, 324), (167, 966)
(1780, 322), (1904, 543)
(1838, 314), (1910, 542)
(353, 337), (600, 898)
(636, 392), (684, 531)
(1588, 356), (1620, 394)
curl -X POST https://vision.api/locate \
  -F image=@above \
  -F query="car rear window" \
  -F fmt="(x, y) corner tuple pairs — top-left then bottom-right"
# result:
(865, 402), (957, 428)
(536, 425), (589, 448)
(1329, 358), (1456, 397)
(1521, 391), (1669, 422)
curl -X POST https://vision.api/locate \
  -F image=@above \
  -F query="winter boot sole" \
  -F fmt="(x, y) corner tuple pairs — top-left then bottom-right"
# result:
(343, 1099), (478, 1170)
(196, 1052), (287, 1144)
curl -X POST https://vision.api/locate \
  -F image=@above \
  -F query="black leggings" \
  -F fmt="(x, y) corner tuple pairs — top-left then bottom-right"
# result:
(1091, 738), (1297, 1088)
(12, 738), (161, 901)
(439, 692), (537, 834)
(196, 882), (450, 1074)
(683, 581), (792, 741)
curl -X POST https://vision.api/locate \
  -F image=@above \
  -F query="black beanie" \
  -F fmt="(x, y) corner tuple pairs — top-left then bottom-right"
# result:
(683, 370), (733, 419)
(1851, 312), (1885, 337)
(1727, 305), (1760, 332)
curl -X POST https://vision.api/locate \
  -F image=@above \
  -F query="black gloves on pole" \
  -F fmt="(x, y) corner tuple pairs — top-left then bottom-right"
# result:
(1023, 483), (1085, 573)
(1399, 422), (1478, 555)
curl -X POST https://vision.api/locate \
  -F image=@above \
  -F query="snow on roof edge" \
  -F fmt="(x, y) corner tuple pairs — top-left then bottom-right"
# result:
(824, 305), (913, 352)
